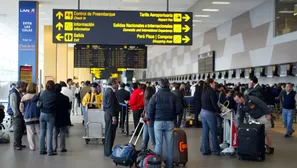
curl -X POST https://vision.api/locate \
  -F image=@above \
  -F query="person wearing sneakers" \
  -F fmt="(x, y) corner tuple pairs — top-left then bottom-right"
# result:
(281, 83), (297, 137)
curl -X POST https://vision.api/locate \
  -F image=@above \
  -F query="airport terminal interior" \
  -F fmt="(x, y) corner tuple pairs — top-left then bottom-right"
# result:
(1, 0), (297, 167)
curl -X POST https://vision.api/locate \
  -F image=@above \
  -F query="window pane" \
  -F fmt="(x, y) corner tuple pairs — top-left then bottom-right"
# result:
(275, 0), (297, 36)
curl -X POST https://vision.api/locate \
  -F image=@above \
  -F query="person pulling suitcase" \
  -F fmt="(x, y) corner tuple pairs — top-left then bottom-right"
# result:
(234, 92), (274, 156)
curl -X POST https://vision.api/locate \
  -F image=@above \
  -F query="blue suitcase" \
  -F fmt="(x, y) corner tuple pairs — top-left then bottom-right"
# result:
(112, 121), (144, 167)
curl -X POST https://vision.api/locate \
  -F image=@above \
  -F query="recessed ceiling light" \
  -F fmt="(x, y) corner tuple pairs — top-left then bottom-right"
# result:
(212, 1), (231, 5)
(279, 10), (294, 14)
(193, 20), (202, 23)
(202, 9), (219, 12)
(193, 24), (196, 26)
(195, 15), (210, 17)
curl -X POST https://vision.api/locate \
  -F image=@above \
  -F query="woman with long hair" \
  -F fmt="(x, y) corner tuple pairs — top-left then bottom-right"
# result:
(20, 82), (40, 151)
(141, 86), (156, 150)
(193, 80), (204, 126)
(200, 78), (221, 156)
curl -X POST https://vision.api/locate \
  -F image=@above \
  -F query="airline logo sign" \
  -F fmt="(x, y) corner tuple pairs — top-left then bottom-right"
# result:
(52, 9), (192, 45)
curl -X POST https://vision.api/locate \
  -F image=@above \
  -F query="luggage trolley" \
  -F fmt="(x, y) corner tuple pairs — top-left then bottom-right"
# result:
(182, 96), (194, 126)
(83, 103), (105, 144)
(219, 103), (238, 156)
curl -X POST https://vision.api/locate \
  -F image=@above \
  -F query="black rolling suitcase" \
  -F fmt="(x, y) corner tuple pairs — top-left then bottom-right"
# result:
(237, 123), (265, 162)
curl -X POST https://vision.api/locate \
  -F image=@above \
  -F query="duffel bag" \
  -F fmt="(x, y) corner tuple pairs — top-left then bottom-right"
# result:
(0, 132), (10, 143)
(143, 154), (162, 168)
(136, 149), (154, 168)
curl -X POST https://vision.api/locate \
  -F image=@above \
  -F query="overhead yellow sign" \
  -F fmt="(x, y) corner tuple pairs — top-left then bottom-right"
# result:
(52, 9), (193, 45)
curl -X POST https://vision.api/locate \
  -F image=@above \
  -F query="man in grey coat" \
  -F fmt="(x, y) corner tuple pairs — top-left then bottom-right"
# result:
(7, 81), (27, 150)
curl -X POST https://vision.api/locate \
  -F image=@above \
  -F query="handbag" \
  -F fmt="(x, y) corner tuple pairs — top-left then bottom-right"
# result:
(36, 91), (43, 109)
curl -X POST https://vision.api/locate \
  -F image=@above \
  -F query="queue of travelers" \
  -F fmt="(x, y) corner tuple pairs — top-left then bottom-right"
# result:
(7, 79), (78, 155)
(3, 76), (296, 167)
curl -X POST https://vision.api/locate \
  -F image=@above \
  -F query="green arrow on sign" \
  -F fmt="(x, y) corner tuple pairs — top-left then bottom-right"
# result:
(182, 25), (190, 32)
(56, 22), (63, 31)
(182, 14), (191, 22)
(56, 33), (64, 41)
(182, 36), (190, 43)
(56, 11), (63, 20)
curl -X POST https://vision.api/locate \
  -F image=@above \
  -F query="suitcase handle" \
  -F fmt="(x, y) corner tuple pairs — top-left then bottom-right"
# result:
(129, 119), (145, 145)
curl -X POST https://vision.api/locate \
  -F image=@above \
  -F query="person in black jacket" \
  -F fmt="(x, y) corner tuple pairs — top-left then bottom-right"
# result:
(171, 82), (184, 128)
(193, 81), (204, 126)
(245, 76), (265, 101)
(200, 78), (221, 156)
(115, 83), (130, 133)
(53, 84), (71, 153)
(148, 78), (182, 168)
(103, 78), (120, 157)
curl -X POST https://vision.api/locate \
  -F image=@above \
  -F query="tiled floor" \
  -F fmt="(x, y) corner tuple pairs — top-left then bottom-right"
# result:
(0, 115), (297, 168)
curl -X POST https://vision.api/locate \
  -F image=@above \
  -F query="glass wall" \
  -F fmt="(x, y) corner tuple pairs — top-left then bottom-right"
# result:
(0, 23), (18, 101)
(275, 0), (297, 36)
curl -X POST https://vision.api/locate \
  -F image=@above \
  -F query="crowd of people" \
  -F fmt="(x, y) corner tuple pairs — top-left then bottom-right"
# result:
(6, 79), (79, 155)
(2, 75), (296, 168)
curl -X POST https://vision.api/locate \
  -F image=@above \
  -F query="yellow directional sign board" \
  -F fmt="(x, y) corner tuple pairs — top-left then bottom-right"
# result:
(52, 9), (192, 45)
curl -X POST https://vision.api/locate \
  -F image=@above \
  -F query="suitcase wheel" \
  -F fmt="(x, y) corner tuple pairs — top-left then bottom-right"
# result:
(102, 139), (105, 144)
(238, 156), (242, 160)
(258, 157), (264, 162)
(85, 139), (90, 144)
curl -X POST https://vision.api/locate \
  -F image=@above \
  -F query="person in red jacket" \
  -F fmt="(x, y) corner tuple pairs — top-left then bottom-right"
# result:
(127, 82), (144, 135)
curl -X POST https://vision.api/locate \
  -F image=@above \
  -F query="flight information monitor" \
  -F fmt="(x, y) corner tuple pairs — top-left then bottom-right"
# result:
(198, 51), (215, 73)
(74, 44), (147, 68)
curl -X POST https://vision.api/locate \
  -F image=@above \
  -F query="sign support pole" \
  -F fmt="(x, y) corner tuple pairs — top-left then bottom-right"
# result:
(78, 0), (81, 10)
(167, 0), (169, 12)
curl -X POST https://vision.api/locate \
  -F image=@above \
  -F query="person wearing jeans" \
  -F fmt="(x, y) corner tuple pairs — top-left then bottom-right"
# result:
(200, 78), (221, 156)
(200, 109), (220, 155)
(281, 83), (297, 137)
(141, 86), (156, 150)
(148, 78), (182, 168)
(154, 121), (174, 165)
(40, 113), (55, 154)
(39, 80), (57, 156)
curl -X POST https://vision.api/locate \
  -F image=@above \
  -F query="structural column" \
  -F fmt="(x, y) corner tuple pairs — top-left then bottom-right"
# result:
(56, 44), (68, 82)
(44, 25), (57, 83)
(18, 1), (39, 83)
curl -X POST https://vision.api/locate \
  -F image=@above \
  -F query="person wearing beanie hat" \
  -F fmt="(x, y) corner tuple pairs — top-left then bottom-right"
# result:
(82, 82), (103, 112)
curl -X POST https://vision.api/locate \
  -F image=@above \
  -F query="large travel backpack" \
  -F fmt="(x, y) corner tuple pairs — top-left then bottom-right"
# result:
(111, 121), (144, 167)
(136, 149), (162, 168)
(0, 131), (10, 143)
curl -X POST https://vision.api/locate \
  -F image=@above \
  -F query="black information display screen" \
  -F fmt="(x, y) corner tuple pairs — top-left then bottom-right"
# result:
(198, 51), (215, 73)
(74, 44), (147, 68)
(52, 9), (192, 45)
